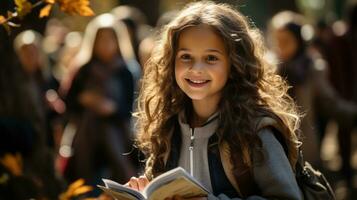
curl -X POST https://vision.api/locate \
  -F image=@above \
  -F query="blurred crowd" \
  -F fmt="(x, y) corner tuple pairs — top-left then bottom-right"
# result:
(1, 2), (357, 200)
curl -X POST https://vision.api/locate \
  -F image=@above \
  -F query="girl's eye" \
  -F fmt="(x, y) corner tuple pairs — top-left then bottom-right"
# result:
(180, 54), (192, 61)
(206, 55), (218, 62)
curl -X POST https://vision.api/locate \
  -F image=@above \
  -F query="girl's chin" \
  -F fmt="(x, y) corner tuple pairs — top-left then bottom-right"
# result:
(185, 93), (208, 101)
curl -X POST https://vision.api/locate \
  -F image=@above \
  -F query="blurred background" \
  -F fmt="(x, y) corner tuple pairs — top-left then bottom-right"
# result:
(1, 0), (357, 199)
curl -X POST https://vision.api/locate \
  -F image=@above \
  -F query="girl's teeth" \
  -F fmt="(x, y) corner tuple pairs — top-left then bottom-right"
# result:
(190, 80), (206, 83)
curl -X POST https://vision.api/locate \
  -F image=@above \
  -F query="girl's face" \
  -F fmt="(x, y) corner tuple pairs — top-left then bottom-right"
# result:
(272, 28), (298, 62)
(93, 28), (120, 63)
(175, 25), (230, 102)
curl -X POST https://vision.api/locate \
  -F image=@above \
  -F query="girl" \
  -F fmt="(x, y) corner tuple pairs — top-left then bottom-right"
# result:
(128, 1), (303, 199)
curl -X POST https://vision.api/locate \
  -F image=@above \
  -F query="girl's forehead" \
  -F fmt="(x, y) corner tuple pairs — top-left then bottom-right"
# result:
(178, 25), (222, 42)
(180, 24), (216, 34)
(176, 25), (226, 52)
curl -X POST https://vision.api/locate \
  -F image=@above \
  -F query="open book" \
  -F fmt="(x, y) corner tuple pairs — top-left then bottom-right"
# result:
(98, 167), (209, 200)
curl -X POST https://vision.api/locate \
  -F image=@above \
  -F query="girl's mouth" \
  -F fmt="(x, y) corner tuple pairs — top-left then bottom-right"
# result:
(185, 78), (210, 87)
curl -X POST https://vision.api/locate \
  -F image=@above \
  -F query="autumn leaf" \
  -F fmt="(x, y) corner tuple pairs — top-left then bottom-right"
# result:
(67, 178), (85, 193)
(14, 0), (32, 18)
(72, 185), (93, 196)
(2, 24), (11, 34)
(59, 179), (93, 200)
(0, 153), (23, 176)
(79, 6), (94, 16)
(0, 15), (6, 24)
(0, 15), (11, 34)
(57, 0), (94, 16)
(1, 0), (94, 35)
(39, 4), (53, 18)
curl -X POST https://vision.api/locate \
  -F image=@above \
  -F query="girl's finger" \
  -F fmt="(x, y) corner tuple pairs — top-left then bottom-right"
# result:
(137, 176), (149, 191)
(139, 175), (149, 185)
(128, 177), (139, 190)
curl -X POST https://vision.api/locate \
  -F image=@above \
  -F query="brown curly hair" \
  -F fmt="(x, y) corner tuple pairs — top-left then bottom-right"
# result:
(134, 1), (301, 179)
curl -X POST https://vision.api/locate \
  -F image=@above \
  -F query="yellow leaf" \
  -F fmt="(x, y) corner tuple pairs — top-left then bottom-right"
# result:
(46, 0), (56, 3)
(59, 179), (93, 200)
(0, 15), (6, 24)
(14, 0), (32, 18)
(58, 192), (68, 200)
(0, 153), (23, 176)
(2, 23), (12, 34)
(0, 20), (11, 34)
(58, 0), (94, 16)
(80, 6), (94, 16)
(14, 0), (22, 6)
(67, 178), (85, 194)
(72, 185), (93, 196)
(39, 4), (53, 18)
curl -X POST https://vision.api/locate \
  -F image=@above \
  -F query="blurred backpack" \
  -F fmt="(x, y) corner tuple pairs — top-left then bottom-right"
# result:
(235, 133), (336, 200)
(292, 149), (336, 200)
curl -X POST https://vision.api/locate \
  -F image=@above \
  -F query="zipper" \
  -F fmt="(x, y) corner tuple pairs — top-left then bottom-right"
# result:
(189, 128), (195, 176)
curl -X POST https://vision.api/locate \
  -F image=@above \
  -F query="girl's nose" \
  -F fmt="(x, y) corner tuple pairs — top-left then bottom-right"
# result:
(190, 61), (205, 72)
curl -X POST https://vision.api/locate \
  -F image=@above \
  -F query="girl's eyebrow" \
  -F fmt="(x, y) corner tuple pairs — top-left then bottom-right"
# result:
(206, 49), (224, 55)
(177, 48), (190, 51)
(177, 48), (224, 55)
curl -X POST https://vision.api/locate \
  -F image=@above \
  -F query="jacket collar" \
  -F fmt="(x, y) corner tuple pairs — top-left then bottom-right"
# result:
(178, 110), (220, 139)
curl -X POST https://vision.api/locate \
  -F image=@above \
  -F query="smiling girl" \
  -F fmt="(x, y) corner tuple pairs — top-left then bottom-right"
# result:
(127, 1), (303, 199)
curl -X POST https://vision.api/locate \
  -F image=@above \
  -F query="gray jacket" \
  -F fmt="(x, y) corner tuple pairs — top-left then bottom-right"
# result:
(164, 112), (303, 200)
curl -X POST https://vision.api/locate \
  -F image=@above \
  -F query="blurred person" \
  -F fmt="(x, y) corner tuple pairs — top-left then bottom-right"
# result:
(111, 5), (149, 55)
(312, 4), (357, 189)
(110, 5), (148, 83)
(49, 32), (83, 168)
(62, 13), (138, 191)
(0, 30), (64, 199)
(55, 32), (83, 81)
(42, 19), (70, 96)
(269, 11), (357, 170)
(324, 4), (357, 103)
(42, 18), (70, 70)
(41, 20), (70, 151)
(14, 30), (66, 148)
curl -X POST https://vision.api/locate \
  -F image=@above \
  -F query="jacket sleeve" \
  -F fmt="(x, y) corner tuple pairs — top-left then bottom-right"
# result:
(208, 128), (303, 200)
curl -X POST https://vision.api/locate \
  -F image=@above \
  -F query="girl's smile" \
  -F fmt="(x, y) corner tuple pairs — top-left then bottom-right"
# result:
(185, 78), (211, 88)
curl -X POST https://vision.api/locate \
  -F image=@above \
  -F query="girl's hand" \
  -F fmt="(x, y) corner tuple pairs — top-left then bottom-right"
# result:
(124, 175), (149, 192)
(165, 195), (208, 200)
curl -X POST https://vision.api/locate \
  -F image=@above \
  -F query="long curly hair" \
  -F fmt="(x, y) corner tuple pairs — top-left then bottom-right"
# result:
(135, 1), (301, 179)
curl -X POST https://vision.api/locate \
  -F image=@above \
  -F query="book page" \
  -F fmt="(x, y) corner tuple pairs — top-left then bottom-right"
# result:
(99, 167), (209, 200)
(144, 167), (208, 197)
(148, 177), (209, 200)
